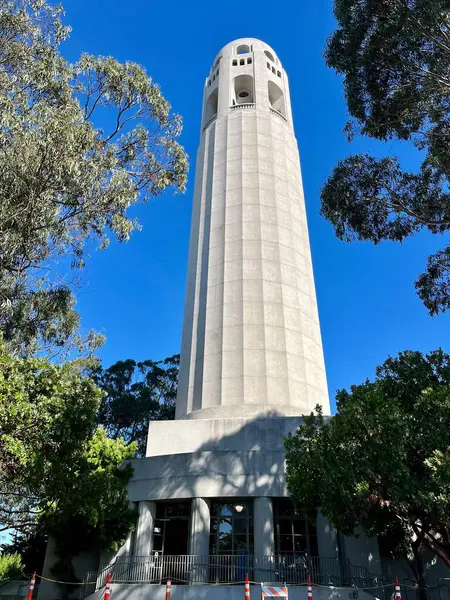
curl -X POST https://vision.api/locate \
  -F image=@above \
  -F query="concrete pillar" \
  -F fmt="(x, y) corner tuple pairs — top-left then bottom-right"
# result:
(134, 500), (157, 556)
(254, 497), (275, 555)
(342, 527), (382, 575)
(316, 513), (341, 585)
(254, 497), (275, 582)
(189, 498), (210, 583)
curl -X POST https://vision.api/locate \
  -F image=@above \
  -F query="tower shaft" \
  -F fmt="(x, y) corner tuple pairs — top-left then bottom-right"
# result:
(176, 39), (329, 420)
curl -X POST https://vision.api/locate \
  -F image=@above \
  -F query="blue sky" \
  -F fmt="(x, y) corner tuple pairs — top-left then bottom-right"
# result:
(61, 0), (450, 413)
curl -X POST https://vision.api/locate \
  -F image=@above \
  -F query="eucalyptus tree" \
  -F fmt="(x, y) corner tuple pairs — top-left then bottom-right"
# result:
(321, 0), (450, 315)
(0, 0), (188, 356)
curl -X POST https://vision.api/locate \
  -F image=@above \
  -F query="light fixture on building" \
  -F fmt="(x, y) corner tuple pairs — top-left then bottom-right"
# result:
(234, 504), (244, 513)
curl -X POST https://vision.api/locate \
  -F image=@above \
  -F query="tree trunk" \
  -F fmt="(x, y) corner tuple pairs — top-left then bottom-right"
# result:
(411, 541), (428, 600)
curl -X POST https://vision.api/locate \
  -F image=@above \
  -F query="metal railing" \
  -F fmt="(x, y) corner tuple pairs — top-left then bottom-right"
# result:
(81, 554), (379, 597)
(230, 103), (255, 110)
(269, 107), (287, 121)
(202, 113), (217, 131)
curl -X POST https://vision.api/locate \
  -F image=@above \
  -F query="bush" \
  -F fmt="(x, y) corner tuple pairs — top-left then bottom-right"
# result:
(0, 553), (23, 581)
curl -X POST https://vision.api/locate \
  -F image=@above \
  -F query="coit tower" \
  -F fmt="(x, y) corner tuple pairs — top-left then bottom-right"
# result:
(176, 38), (330, 420)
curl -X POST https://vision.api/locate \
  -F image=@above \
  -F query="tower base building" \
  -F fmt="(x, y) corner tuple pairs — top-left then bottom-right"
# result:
(38, 39), (448, 600)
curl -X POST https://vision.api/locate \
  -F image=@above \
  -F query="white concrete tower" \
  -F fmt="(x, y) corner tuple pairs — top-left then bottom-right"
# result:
(176, 38), (330, 420)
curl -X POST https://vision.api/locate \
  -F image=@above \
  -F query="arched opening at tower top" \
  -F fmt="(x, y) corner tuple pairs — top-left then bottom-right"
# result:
(233, 74), (254, 105)
(268, 80), (286, 116)
(264, 49), (275, 62)
(236, 44), (250, 54)
(204, 87), (218, 123)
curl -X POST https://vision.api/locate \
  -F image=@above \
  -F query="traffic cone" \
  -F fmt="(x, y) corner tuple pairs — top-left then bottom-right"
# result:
(245, 573), (250, 600)
(26, 572), (36, 600)
(166, 577), (172, 600)
(395, 577), (402, 600)
(104, 572), (112, 600)
(307, 575), (313, 600)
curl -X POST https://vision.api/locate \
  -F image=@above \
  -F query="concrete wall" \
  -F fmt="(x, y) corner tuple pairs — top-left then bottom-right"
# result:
(137, 415), (311, 502)
(380, 554), (450, 600)
(146, 415), (304, 457)
(342, 529), (381, 575)
(38, 537), (99, 600)
(0, 581), (29, 598)
(88, 584), (376, 600)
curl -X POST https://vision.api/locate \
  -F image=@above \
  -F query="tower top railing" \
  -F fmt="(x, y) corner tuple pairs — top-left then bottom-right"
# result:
(269, 107), (288, 121)
(230, 103), (255, 111)
(202, 113), (217, 132)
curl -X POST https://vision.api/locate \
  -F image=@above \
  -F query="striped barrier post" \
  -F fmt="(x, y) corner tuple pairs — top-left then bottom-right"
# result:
(166, 577), (172, 600)
(245, 573), (250, 600)
(104, 572), (112, 600)
(395, 577), (402, 600)
(26, 572), (36, 600)
(307, 575), (313, 600)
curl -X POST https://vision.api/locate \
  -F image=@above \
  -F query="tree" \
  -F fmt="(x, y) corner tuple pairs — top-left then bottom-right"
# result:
(0, 553), (23, 581)
(285, 349), (450, 595)
(94, 354), (179, 456)
(0, 341), (137, 595)
(1, 531), (47, 577)
(321, 0), (450, 315)
(0, 0), (188, 356)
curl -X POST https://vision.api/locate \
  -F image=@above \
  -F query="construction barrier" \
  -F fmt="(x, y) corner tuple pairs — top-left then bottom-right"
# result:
(26, 572), (36, 600)
(245, 574), (251, 600)
(166, 578), (172, 600)
(261, 583), (288, 598)
(307, 576), (313, 600)
(104, 573), (112, 600)
(395, 577), (402, 600)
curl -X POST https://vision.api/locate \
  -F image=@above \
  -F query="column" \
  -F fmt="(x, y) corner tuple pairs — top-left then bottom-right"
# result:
(254, 497), (275, 582)
(316, 513), (341, 584)
(133, 501), (157, 582)
(189, 498), (210, 583)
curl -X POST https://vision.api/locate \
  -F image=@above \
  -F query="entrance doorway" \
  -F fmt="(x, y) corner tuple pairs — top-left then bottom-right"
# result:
(163, 518), (189, 555)
(153, 501), (191, 583)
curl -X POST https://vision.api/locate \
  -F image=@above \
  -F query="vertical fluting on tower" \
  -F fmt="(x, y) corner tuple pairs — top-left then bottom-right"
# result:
(176, 39), (329, 420)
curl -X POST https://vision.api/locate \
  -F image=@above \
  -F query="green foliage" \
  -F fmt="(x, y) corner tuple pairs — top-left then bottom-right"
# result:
(0, 553), (23, 581)
(0, 0), (188, 356)
(0, 340), (137, 588)
(321, 0), (450, 315)
(285, 349), (450, 574)
(94, 355), (179, 456)
(1, 531), (47, 576)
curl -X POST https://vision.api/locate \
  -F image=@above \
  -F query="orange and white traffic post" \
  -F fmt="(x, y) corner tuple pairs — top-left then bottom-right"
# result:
(307, 576), (313, 600)
(104, 572), (112, 600)
(26, 572), (36, 600)
(166, 577), (172, 600)
(245, 573), (251, 600)
(395, 577), (402, 600)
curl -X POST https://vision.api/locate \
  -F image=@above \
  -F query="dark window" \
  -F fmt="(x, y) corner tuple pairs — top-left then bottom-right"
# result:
(273, 499), (318, 557)
(277, 70), (281, 77)
(240, 59), (245, 66)
(209, 502), (253, 555)
(267, 62), (270, 69)
(232, 59), (238, 66)
(216, 69), (219, 76)
(247, 58), (252, 65)
(208, 80), (211, 86)
(237, 44), (250, 54)
(272, 66), (276, 74)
